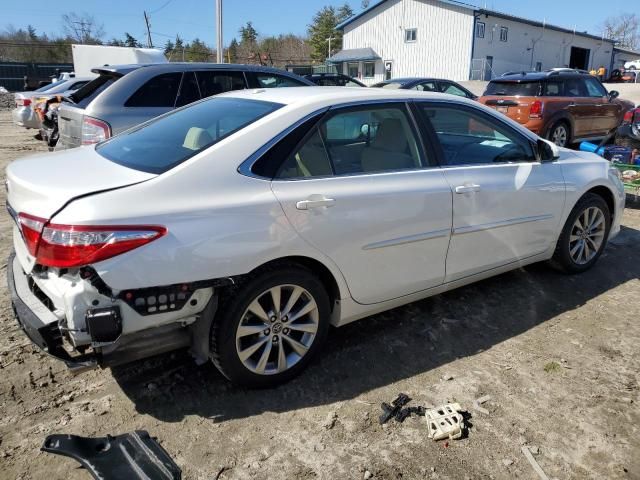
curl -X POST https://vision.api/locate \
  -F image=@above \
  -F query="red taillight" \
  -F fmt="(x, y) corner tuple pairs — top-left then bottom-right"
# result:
(17, 213), (166, 268)
(529, 100), (543, 118)
(81, 116), (111, 145)
(16, 98), (31, 107)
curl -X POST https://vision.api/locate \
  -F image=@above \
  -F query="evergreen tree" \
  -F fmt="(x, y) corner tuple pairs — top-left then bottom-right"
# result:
(308, 5), (353, 62)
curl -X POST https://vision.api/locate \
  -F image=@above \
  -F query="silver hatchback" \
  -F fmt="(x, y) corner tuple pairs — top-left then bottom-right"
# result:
(56, 63), (314, 150)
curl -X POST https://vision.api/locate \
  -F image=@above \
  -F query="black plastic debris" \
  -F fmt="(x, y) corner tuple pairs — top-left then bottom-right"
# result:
(379, 393), (426, 424)
(41, 430), (181, 480)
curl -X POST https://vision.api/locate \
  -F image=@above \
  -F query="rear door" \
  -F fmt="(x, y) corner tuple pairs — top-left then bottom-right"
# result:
(415, 101), (565, 282)
(271, 102), (453, 305)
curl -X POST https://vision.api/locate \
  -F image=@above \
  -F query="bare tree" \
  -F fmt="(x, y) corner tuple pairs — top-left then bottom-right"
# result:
(61, 12), (105, 44)
(601, 13), (640, 50)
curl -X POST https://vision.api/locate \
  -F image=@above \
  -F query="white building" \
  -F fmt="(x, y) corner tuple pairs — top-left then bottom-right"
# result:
(332, 0), (618, 85)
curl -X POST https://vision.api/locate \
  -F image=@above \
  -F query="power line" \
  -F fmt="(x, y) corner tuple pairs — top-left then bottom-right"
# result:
(149, 0), (175, 14)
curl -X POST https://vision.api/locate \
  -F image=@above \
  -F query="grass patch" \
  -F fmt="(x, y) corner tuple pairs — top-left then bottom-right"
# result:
(544, 361), (562, 373)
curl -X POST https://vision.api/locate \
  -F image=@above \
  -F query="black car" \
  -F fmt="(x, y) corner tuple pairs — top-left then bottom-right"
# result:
(371, 77), (477, 99)
(303, 73), (366, 87)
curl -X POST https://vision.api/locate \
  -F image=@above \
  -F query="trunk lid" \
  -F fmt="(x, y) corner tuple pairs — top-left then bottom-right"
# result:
(6, 146), (156, 220)
(57, 103), (86, 149)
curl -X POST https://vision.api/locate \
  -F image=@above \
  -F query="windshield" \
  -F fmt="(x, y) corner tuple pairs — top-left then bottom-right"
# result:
(484, 81), (541, 96)
(34, 80), (64, 93)
(97, 97), (283, 174)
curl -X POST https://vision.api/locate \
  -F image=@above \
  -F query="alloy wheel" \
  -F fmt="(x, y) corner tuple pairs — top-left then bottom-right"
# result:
(235, 284), (319, 375)
(551, 125), (568, 147)
(569, 206), (606, 265)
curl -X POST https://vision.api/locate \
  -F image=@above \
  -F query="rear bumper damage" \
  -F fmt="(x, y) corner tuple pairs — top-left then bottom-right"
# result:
(7, 251), (222, 371)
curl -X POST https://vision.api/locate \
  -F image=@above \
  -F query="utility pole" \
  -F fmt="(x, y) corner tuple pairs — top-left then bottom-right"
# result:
(143, 11), (153, 48)
(326, 36), (335, 60)
(216, 0), (223, 63)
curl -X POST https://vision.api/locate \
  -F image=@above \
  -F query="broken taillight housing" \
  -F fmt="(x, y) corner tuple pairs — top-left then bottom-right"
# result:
(17, 213), (166, 268)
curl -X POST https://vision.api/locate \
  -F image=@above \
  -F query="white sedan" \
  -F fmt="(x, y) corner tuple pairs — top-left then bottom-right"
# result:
(7, 87), (625, 387)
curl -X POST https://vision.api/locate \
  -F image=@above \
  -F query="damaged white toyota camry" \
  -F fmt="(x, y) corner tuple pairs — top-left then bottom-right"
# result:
(7, 87), (625, 387)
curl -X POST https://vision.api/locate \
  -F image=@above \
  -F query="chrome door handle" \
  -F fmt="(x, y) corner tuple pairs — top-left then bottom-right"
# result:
(455, 184), (481, 194)
(296, 196), (336, 210)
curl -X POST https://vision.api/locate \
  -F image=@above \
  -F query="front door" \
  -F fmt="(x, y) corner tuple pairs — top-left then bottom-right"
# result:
(563, 76), (597, 138)
(414, 102), (565, 282)
(271, 102), (452, 304)
(583, 76), (620, 134)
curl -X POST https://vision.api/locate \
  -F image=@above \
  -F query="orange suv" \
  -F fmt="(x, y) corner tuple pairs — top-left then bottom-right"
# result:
(479, 69), (634, 147)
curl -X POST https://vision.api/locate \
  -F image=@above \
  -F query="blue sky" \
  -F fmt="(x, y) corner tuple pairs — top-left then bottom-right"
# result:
(1, 0), (634, 48)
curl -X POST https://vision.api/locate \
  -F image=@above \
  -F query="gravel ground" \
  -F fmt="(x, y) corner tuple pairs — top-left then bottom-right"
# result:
(0, 110), (639, 480)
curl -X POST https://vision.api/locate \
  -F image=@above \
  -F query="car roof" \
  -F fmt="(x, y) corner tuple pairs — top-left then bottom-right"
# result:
(494, 69), (592, 82)
(93, 62), (308, 74)
(219, 85), (469, 106)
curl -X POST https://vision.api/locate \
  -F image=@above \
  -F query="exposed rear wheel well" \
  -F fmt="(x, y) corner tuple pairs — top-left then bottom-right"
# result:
(585, 186), (615, 217)
(248, 256), (341, 310)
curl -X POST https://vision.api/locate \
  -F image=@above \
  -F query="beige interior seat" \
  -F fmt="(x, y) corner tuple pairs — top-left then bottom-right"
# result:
(360, 118), (416, 172)
(183, 127), (213, 151)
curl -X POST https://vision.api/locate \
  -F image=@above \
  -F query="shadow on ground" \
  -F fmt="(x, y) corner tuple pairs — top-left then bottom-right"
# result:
(112, 226), (640, 423)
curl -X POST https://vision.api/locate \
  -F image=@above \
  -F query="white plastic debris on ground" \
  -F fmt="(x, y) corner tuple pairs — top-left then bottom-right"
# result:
(425, 403), (464, 441)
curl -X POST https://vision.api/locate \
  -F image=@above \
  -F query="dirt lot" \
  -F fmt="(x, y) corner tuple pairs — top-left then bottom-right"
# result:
(0, 109), (639, 480)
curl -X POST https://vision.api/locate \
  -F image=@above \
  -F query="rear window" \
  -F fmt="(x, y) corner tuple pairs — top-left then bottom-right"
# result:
(484, 81), (541, 96)
(96, 97), (282, 174)
(68, 74), (119, 107)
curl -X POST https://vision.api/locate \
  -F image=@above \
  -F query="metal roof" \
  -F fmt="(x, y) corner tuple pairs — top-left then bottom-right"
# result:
(336, 1), (615, 45)
(327, 48), (381, 63)
(337, 0), (475, 29)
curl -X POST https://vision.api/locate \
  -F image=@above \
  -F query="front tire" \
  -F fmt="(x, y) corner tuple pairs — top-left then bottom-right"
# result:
(550, 193), (611, 274)
(210, 264), (330, 388)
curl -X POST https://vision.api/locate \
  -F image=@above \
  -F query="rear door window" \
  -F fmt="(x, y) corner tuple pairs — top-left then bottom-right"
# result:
(175, 72), (201, 107)
(564, 78), (587, 97)
(196, 70), (246, 98)
(543, 81), (564, 96)
(276, 104), (425, 178)
(125, 72), (182, 107)
(484, 81), (540, 96)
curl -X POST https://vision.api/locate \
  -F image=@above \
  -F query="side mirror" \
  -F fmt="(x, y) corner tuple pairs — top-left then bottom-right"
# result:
(609, 90), (619, 101)
(537, 138), (560, 161)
